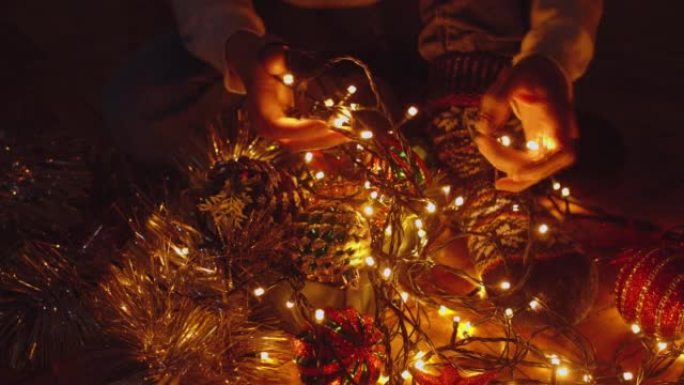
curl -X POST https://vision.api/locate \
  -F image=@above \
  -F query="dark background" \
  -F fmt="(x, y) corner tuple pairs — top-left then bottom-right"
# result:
(1, 0), (682, 227)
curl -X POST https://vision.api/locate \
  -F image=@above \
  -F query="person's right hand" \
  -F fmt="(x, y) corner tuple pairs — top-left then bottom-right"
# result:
(225, 31), (349, 151)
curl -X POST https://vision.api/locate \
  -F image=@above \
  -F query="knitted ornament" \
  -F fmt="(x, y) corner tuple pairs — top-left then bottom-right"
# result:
(424, 52), (597, 324)
(290, 201), (371, 287)
(614, 247), (684, 340)
(197, 157), (303, 240)
(294, 307), (384, 385)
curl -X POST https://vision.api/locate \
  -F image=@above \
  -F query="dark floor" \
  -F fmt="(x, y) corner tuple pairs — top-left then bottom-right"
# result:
(1, 0), (682, 230)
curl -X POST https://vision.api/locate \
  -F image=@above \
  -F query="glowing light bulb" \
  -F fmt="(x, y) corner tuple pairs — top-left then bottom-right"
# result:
(400, 291), (409, 302)
(260, 352), (270, 361)
(282, 73), (294, 85)
(363, 205), (374, 216)
(401, 370), (412, 380)
(453, 315), (461, 323)
(414, 359), (426, 371)
(549, 355), (561, 366)
(561, 187), (570, 197)
(333, 115), (350, 128)
(504, 308), (514, 318)
(347, 85), (357, 94)
(286, 301), (295, 309)
(360, 130), (374, 139)
(631, 324), (641, 334)
(323, 98), (334, 107)
(425, 201), (437, 213)
(350, 103), (360, 111)
(455, 196), (465, 207)
(414, 218), (424, 229)
(442, 185), (451, 195)
(500, 280), (511, 290)
(499, 135), (512, 147)
(557, 367), (569, 377)
(526, 140), (540, 151)
(377, 375), (390, 384)
(315, 171), (325, 180)
(364, 181), (371, 189)
(529, 299), (540, 310)
(365, 256), (376, 267)
(304, 152), (314, 163)
(314, 308), (325, 322)
(253, 287), (265, 297)
(384, 226), (392, 236)
(538, 223), (549, 234)
(553, 182), (561, 190)
(382, 267), (392, 279)
(370, 191), (379, 199)
(512, 204), (520, 212)
(622, 371), (634, 381)
(583, 374), (593, 383)
(417, 229), (427, 238)
(407, 106), (419, 117)
(657, 341), (668, 351)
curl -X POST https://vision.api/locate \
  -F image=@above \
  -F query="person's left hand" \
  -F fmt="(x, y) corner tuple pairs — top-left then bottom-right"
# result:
(474, 55), (578, 192)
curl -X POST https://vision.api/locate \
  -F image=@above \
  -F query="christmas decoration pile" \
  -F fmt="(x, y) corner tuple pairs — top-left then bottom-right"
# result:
(0, 54), (682, 385)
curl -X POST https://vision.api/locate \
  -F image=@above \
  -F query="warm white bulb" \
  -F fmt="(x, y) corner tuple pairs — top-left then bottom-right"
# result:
(260, 352), (270, 361)
(500, 280), (511, 290)
(364, 181), (371, 189)
(442, 185), (451, 195)
(304, 152), (314, 163)
(253, 287), (265, 297)
(512, 204), (520, 212)
(314, 308), (325, 322)
(454, 196), (465, 207)
(363, 205), (374, 216)
(553, 182), (561, 190)
(401, 370), (412, 380)
(538, 223), (549, 234)
(561, 187), (570, 197)
(333, 115), (350, 128)
(282, 73), (294, 86)
(370, 191), (379, 199)
(414, 359), (426, 371)
(631, 323), (641, 334)
(382, 267), (392, 279)
(315, 171), (325, 180)
(350, 103), (360, 111)
(417, 229), (427, 238)
(499, 135), (512, 147)
(400, 291), (409, 302)
(504, 308), (514, 318)
(323, 98), (334, 107)
(549, 355), (561, 366)
(384, 226), (392, 236)
(425, 201), (437, 213)
(657, 341), (668, 351)
(529, 299), (540, 310)
(556, 367), (569, 377)
(438, 305), (451, 316)
(360, 130), (374, 139)
(583, 374), (593, 383)
(365, 256), (376, 267)
(526, 140), (540, 151)
(407, 106), (419, 117)
(347, 85), (357, 94)
(622, 371), (634, 381)
(285, 301), (295, 309)
(377, 375), (390, 384)
(414, 218), (424, 229)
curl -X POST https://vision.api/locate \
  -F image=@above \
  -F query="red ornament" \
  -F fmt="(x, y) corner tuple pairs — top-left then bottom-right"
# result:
(614, 246), (684, 340)
(294, 307), (385, 385)
(414, 366), (497, 385)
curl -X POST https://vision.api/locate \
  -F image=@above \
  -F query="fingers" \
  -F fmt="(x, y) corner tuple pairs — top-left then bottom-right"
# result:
(477, 68), (516, 136)
(261, 117), (350, 151)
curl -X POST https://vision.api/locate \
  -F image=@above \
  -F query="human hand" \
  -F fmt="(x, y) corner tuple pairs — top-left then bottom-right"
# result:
(225, 32), (348, 151)
(475, 55), (578, 192)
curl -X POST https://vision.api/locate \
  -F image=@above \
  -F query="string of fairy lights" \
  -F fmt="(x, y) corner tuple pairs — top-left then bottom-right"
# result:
(232, 55), (684, 385)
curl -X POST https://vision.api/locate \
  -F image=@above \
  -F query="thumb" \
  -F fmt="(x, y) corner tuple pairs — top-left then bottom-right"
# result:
(477, 69), (517, 136)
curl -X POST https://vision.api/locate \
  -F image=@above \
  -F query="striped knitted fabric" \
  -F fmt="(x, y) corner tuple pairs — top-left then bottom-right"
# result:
(424, 52), (596, 322)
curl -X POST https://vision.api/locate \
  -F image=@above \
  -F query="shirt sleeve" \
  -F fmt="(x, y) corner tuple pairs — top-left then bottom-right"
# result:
(514, 0), (603, 82)
(171, 0), (266, 92)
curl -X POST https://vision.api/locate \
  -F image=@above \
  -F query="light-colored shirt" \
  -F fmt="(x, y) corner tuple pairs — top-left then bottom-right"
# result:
(171, 0), (602, 93)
